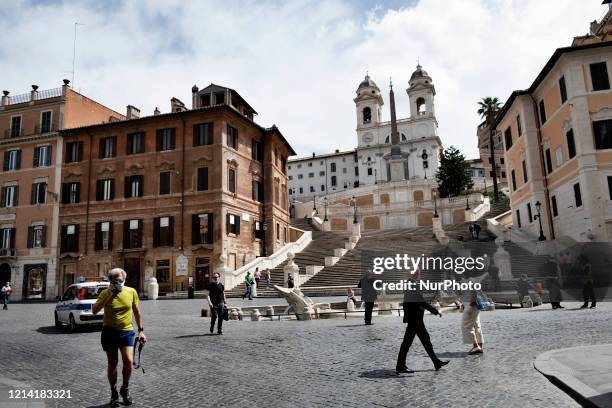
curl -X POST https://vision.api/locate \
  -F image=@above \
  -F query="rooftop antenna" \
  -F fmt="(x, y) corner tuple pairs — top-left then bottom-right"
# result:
(72, 22), (84, 86)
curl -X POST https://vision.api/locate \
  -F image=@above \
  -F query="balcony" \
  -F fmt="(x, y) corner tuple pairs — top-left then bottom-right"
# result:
(3, 128), (22, 138)
(3, 123), (58, 139)
(0, 248), (16, 258)
(4, 87), (62, 106)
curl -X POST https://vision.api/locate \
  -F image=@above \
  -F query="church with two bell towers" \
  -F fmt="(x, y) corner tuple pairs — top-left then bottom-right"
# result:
(288, 64), (443, 201)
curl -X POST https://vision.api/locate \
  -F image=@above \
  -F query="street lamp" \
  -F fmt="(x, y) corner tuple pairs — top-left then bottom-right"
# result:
(350, 195), (358, 224)
(534, 201), (546, 241)
(421, 150), (429, 179)
(262, 222), (268, 256)
(466, 195), (470, 210)
(433, 190), (438, 218)
(324, 196), (328, 222)
(313, 194), (317, 213)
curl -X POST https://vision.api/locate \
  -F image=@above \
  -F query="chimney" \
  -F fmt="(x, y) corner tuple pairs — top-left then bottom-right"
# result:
(191, 85), (199, 109)
(1, 90), (9, 106)
(62, 79), (70, 97)
(126, 105), (140, 120)
(312, 152), (315, 157)
(335, 149), (340, 153)
(31, 85), (39, 101)
(154, 107), (160, 116)
(170, 97), (186, 113)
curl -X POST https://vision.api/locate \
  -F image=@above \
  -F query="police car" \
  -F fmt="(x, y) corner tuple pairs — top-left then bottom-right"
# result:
(55, 277), (110, 331)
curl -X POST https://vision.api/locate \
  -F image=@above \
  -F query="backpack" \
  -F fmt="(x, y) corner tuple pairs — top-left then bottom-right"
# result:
(475, 290), (491, 311)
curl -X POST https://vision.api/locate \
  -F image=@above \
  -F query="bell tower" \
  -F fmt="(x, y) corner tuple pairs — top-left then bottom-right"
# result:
(407, 64), (436, 118)
(354, 73), (383, 130)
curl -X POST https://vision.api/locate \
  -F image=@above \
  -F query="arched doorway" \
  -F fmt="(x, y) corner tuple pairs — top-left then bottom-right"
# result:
(0, 263), (11, 286)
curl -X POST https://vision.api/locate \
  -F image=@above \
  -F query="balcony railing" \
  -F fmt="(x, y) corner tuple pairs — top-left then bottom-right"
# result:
(4, 87), (62, 106)
(0, 248), (16, 257)
(3, 123), (58, 139)
(34, 123), (58, 135)
(3, 128), (22, 138)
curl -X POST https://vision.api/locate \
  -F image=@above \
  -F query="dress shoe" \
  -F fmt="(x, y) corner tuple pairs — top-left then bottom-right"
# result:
(580, 303), (588, 309)
(590, 304), (597, 309)
(557, 305), (564, 309)
(434, 360), (450, 371)
(396, 367), (414, 374)
(365, 322), (374, 325)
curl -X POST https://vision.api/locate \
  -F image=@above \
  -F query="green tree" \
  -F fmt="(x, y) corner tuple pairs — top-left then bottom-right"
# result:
(436, 146), (473, 198)
(477, 96), (502, 200)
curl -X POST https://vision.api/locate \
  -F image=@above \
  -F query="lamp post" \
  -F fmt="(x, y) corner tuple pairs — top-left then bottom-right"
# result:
(433, 190), (438, 218)
(534, 201), (546, 241)
(422, 150), (429, 179)
(313, 194), (317, 213)
(262, 222), (268, 256)
(466, 195), (470, 210)
(324, 196), (328, 222)
(350, 195), (358, 224)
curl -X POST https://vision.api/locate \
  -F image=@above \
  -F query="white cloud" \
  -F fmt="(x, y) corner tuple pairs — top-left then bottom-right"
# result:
(0, 0), (605, 159)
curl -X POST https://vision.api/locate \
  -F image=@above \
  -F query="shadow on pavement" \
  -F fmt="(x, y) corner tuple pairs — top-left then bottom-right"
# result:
(36, 325), (100, 335)
(437, 351), (468, 358)
(359, 369), (404, 379)
(85, 404), (112, 408)
(175, 334), (215, 339)
(335, 324), (367, 328)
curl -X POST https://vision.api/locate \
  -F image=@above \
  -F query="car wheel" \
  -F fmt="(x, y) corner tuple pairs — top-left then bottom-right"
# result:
(54, 312), (62, 329)
(69, 314), (77, 332)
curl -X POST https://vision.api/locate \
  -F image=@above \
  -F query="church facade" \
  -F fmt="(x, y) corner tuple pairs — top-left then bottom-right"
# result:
(288, 65), (442, 200)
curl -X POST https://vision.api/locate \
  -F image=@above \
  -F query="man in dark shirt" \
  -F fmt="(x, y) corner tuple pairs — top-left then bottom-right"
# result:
(396, 275), (449, 374)
(207, 273), (227, 335)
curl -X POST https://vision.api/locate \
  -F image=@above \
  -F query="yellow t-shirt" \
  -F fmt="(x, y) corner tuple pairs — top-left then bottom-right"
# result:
(95, 287), (139, 331)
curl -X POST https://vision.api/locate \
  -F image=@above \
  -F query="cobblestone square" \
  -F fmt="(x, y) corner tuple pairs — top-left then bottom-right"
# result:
(1, 299), (610, 407)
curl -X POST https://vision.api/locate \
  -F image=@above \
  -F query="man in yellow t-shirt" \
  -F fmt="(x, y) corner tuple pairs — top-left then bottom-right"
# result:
(93, 268), (147, 407)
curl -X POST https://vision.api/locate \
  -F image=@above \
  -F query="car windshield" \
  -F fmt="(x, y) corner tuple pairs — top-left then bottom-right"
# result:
(79, 285), (108, 300)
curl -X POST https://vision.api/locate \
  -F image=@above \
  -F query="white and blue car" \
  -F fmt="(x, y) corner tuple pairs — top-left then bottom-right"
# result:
(55, 279), (110, 331)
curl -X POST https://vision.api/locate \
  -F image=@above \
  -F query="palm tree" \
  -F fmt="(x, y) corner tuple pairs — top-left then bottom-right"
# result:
(478, 97), (502, 201)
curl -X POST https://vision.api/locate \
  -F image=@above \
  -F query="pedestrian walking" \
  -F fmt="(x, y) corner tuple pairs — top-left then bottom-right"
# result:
(243, 271), (255, 300)
(473, 223), (481, 240)
(468, 224), (474, 240)
(266, 270), (272, 287)
(460, 273), (487, 355)
(1, 281), (12, 310)
(517, 275), (531, 307)
(207, 273), (227, 335)
(358, 269), (377, 325)
(396, 271), (449, 374)
(254, 269), (261, 289)
(92, 268), (146, 407)
(541, 256), (563, 309)
(577, 255), (596, 309)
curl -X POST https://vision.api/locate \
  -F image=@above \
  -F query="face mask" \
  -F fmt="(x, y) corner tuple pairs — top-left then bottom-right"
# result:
(114, 281), (124, 290)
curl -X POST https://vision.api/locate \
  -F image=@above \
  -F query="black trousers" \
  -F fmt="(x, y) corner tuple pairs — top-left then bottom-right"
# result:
(396, 319), (439, 368)
(210, 305), (224, 333)
(364, 301), (374, 324)
(582, 282), (596, 305)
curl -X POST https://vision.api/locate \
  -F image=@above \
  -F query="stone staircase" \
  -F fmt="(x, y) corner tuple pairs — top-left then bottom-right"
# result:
(443, 197), (510, 242)
(225, 219), (349, 298)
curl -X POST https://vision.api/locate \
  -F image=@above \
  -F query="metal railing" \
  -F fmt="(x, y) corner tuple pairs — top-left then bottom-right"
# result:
(3, 123), (58, 139)
(0, 248), (16, 257)
(3, 128), (22, 138)
(4, 87), (62, 105)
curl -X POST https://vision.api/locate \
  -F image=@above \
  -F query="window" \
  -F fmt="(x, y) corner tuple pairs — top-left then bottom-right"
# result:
(254, 220), (264, 240)
(355, 167), (359, 176)
(319, 171), (325, 176)
(504, 127), (513, 149)
(156, 128), (175, 151)
(331, 176), (337, 186)
(609, 176), (612, 200)
(33, 145), (52, 167)
(342, 168), (347, 174)
(500, 158), (505, 164)
(297, 174), (303, 180)
(555, 147), (563, 167)
(567, 129), (576, 158)
(363, 107), (371, 124)
(66, 142), (83, 163)
(516, 209), (522, 228)
(573, 183), (582, 207)
(228, 168), (236, 193)
(31, 182), (47, 205)
(156, 260), (170, 283)
(593, 119), (612, 150)
(252, 180), (264, 202)
(251, 139), (264, 162)
(226, 213), (240, 235)
(94, 221), (113, 251)
(40, 111), (52, 133)
(539, 100), (547, 125)
(99, 137), (116, 159)
(194, 123), (213, 146)
(321, 185), (325, 191)
(527, 202), (533, 223)
(545, 148), (553, 174)
(200, 94), (211, 107)
(214, 92), (225, 105)
(3, 149), (21, 171)
(127, 132), (145, 155)
(522, 160), (528, 183)
(516, 115), (522, 137)
(511, 170), (517, 191)
(288, 176), (293, 181)
(551, 196), (558, 217)
(159, 171), (171, 195)
(124, 175), (143, 198)
(559, 76), (568, 104)
(154, 216), (174, 247)
(501, 171), (506, 178)
(308, 162), (312, 167)
(276, 223), (280, 240)
(367, 168), (373, 176)
(62, 182), (80, 204)
(308, 172), (314, 178)
(1, 185), (18, 207)
(297, 164), (302, 169)
(227, 125), (238, 149)
(123, 219), (142, 249)
(96, 179), (115, 201)
(192, 213), (213, 244)
(10, 116), (21, 137)
(61, 224), (79, 253)
(27, 225), (46, 249)
(299, 187), (303, 194)
(197, 167), (209, 191)
(0, 228), (15, 252)
(330, 163), (336, 172)
(310, 186), (315, 193)
(590, 62), (610, 91)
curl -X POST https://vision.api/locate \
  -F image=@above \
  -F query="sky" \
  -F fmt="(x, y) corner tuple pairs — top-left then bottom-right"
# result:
(0, 0), (607, 159)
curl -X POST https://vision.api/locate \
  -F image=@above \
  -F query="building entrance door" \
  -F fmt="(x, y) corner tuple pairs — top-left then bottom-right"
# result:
(195, 258), (210, 291)
(0, 263), (11, 287)
(124, 258), (141, 293)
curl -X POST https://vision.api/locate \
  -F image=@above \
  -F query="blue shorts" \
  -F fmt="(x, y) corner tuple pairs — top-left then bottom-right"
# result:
(101, 328), (135, 352)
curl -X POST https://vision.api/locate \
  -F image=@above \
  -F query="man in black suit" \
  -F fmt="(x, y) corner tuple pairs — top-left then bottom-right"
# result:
(358, 269), (377, 325)
(396, 273), (449, 374)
